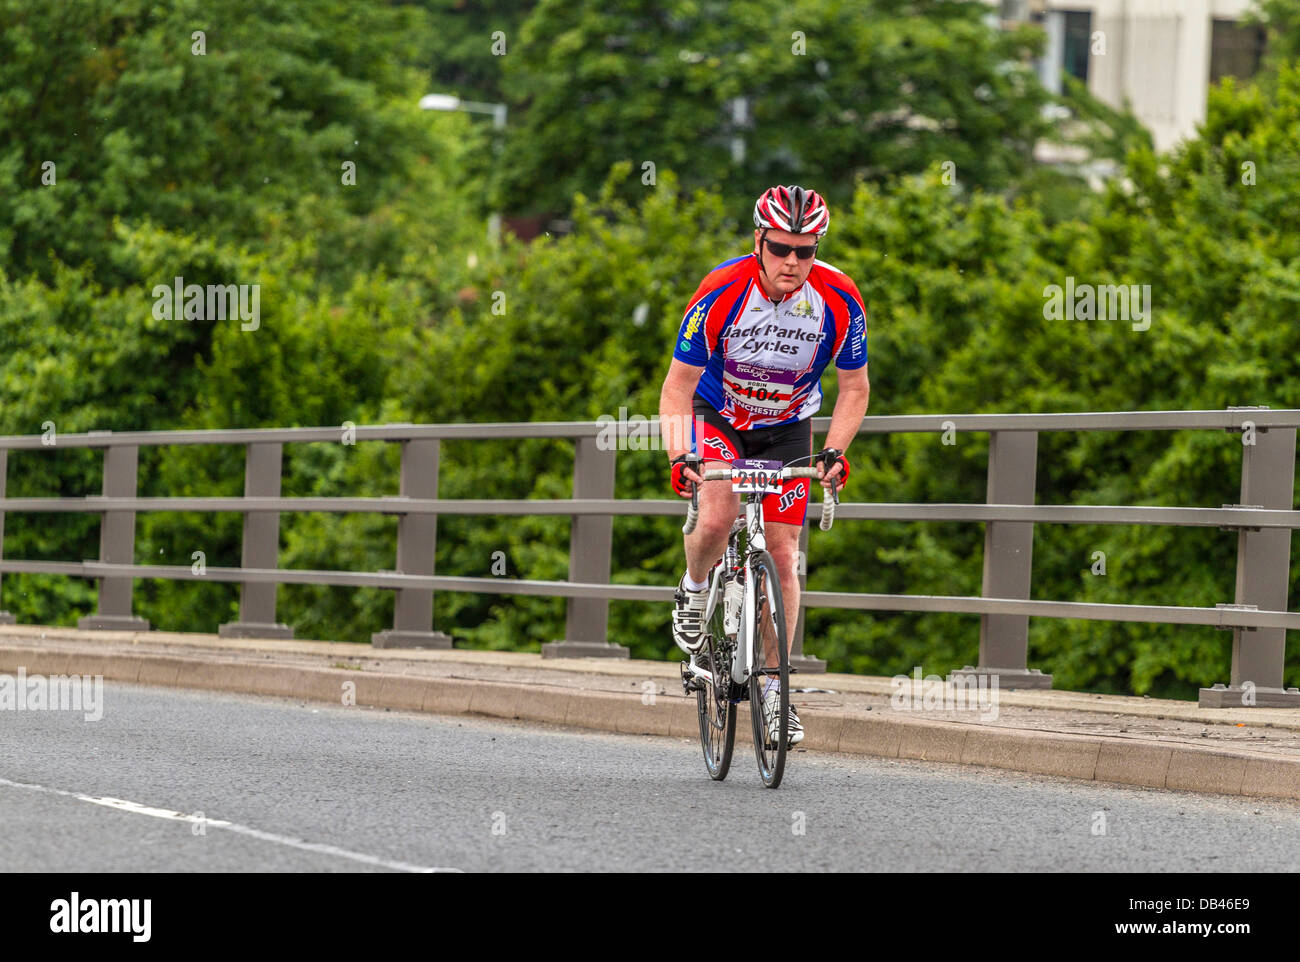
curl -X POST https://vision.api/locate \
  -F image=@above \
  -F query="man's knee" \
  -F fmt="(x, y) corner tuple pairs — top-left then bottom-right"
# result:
(689, 500), (737, 545)
(691, 517), (733, 546)
(694, 497), (739, 544)
(767, 543), (800, 580)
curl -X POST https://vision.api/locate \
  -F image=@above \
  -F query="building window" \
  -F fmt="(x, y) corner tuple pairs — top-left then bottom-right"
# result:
(1062, 11), (1092, 83)
(1210, 19), (1267, 84)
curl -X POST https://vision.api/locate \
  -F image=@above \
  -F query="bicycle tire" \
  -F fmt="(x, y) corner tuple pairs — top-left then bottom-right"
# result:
(696, 567), (736, 780)
(747, 550), (789, 788)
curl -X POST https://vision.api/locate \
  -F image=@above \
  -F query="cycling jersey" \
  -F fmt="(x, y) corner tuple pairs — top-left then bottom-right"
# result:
(674, 253), (868, 431)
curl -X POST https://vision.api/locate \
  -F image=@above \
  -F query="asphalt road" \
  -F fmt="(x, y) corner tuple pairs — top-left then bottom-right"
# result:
(2, 682), (1298, 872)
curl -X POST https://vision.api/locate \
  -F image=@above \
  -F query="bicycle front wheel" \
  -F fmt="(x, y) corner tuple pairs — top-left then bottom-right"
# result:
(697, 570), (736, 780)
(747, 550), (789, 788)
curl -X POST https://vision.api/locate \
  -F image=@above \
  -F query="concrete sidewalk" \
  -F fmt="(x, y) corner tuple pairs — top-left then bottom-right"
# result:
(1, 624), (1298, 801)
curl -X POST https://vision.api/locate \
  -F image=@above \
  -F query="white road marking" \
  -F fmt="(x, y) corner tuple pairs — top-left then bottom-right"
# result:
(0, 775), (461, 873)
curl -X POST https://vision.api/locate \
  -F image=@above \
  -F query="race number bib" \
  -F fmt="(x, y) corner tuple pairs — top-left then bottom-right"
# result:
(722, 359), (797, 416)
(731, 458), (783, 494)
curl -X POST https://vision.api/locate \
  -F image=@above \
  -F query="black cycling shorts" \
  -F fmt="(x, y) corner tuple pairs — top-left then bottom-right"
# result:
(688, 395), (814, 525)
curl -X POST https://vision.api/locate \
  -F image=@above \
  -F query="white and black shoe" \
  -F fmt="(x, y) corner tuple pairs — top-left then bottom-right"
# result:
(763, 688), (804, 746)
(671, 573), (709, 655)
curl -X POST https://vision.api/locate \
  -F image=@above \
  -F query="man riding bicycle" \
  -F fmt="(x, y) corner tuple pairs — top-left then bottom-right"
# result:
(659, 184), (870, 746)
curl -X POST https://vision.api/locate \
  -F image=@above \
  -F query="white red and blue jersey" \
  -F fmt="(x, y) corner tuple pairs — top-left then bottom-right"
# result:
(674, 253), (868, 431)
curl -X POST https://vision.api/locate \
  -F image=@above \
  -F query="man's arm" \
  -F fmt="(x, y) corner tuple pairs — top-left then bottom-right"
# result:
(818, 364), (869, 487)
(660, 359), (706, 485)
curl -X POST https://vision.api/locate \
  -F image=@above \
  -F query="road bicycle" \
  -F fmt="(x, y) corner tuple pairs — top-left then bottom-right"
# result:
(679, 454), (838, 789)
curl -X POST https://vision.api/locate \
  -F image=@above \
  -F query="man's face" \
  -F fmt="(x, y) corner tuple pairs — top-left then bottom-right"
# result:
(754, 228), (819, 296)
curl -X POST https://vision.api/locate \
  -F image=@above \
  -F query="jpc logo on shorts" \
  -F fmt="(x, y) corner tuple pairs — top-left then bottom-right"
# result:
(778, 483), (806, 511)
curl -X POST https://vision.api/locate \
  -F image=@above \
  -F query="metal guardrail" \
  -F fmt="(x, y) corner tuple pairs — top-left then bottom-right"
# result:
(0, 406), (1296, 707)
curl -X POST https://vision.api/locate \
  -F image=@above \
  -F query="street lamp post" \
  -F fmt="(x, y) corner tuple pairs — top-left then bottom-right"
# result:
(420, 93), (508, 244)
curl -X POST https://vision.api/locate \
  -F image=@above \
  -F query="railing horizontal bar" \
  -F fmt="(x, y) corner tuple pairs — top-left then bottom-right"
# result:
(0, 497), (683, 516)
(0, 560), (83, 577)
(0, 422), (611, 449)
(801, 591), (1300, 629)
(0, 560), (676, 599)
(843, 410), (1300, 433)
(4, 498), (1300, 529)
(2, 560), (1293, 629)
(826, 504), (1300, 528)
(2, 410), (1298, 450)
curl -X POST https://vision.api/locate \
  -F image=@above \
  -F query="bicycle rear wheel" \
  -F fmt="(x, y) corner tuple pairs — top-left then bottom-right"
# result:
(696, 570), (736, 780)
(747, 550), (789, 788)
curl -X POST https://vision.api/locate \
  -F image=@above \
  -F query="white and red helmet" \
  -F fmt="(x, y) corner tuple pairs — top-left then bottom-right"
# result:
(753, 184), (829, 236)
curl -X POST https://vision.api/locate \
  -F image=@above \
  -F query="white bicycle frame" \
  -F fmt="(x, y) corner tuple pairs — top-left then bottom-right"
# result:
(682, 465), (833, 692)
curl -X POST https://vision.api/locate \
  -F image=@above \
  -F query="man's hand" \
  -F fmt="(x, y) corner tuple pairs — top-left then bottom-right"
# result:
(815, 448), (849, 492)
(670, 453), (704, 498)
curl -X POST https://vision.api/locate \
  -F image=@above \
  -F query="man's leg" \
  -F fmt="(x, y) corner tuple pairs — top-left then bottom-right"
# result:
(684, 460), (740, 583)
(672, 469), (739, 655)
(682, 408), (743, 584)
(763, 521), (803, 665)
(756, 519), (805, 745)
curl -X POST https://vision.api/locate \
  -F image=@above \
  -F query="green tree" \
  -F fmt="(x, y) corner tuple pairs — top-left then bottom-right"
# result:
(420, 0), (536, 104)
(0, 0), (486, 291)
(499, 0), (1050, 217)
(0, 0), (487, 629)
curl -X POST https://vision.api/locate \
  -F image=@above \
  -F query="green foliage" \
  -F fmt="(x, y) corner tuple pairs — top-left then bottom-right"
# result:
(500, 0), (1050, 217)
(421, 0), (536, 104)
(0, 0), (487, 636)
(5, 0), (1300, 702)
(0, 0), (485, 289)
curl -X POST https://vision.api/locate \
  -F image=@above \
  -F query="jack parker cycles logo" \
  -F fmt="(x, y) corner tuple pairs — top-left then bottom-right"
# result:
(0, 667), (104, 721)
(50, 893), (151, 942)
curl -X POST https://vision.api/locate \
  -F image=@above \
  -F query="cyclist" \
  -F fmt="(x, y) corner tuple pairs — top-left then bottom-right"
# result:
(660, 184), (870, 747)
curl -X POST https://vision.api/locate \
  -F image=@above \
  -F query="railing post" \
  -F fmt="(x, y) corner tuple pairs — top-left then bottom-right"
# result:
(1201, 413), (1300, 707)
(952, 430), (1052, 689)
(543, 436), (627, 658)
(0, 449), (13, 624)
(219, 442), (292, 639)
(79, 442), (150, 630)
(789, 521), (826, 672)
(373, 438), (452, 648)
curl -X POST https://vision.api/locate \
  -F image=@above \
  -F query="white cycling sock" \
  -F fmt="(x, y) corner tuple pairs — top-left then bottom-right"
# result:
(683, 572), (708, 592)
(763, 676), (781, 697)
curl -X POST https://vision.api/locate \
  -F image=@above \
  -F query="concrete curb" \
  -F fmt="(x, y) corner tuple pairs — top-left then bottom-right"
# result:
(1, 643), (1297, 801)
(6, 623), (1299, 728)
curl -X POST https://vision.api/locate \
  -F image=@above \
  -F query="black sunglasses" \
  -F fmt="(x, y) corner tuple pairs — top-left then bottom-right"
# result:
(763, 238), (818, 260)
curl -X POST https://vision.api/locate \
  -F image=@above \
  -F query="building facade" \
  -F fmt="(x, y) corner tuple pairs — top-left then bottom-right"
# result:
(993, 0), (1266, 151)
